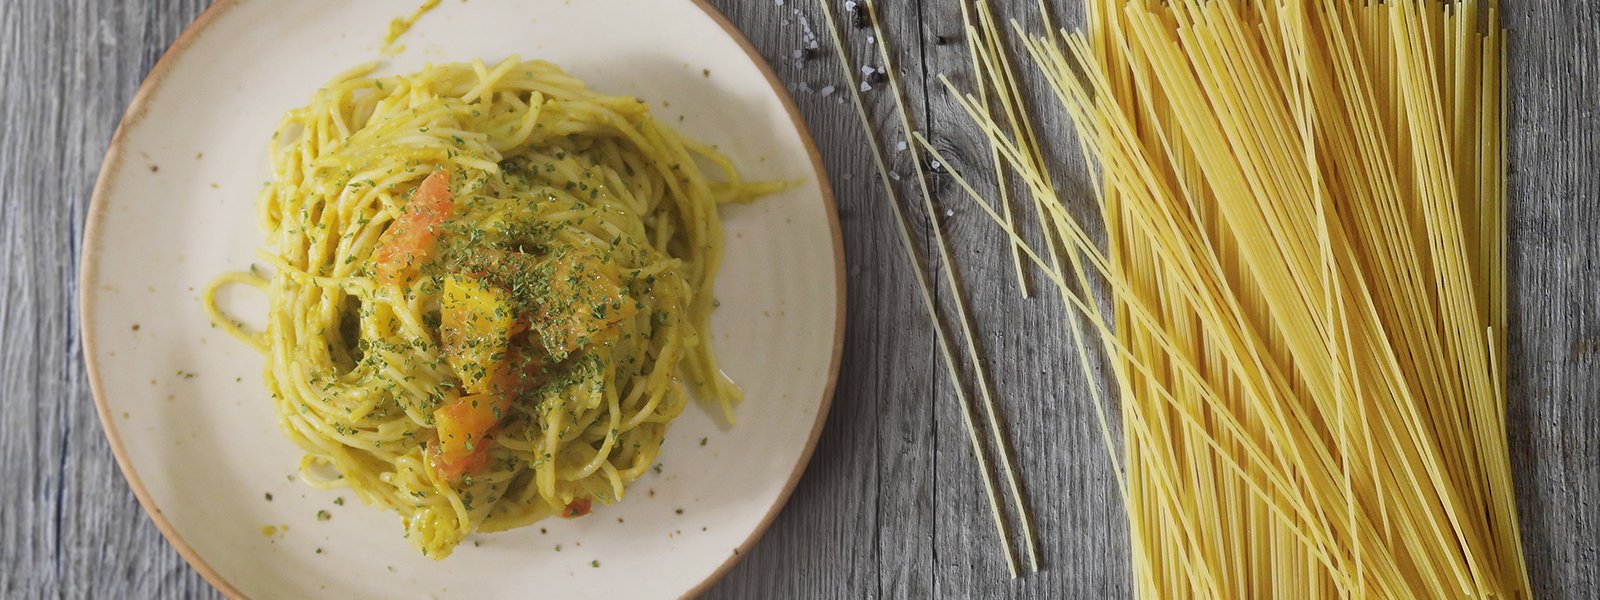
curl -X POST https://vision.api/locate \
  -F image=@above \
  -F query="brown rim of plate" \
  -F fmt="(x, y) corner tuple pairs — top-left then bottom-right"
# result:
(77, 1), (848, 598)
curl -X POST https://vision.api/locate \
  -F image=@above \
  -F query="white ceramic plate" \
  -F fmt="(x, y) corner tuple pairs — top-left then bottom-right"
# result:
(80, 1), (844, 598)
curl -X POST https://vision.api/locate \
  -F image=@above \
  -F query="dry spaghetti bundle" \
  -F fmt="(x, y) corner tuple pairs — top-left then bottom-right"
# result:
(930, 0), (1525, 596)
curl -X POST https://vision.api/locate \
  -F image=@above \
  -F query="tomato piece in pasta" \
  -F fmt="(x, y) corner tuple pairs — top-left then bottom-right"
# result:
(373, 170), (453, 285)
(431, 392), (509, 479)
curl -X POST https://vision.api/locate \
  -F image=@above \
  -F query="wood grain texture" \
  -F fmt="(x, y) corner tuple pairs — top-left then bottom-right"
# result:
(0, 0), (1594, 598)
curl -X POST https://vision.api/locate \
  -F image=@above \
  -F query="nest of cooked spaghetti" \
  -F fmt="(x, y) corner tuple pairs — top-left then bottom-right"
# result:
(210, 58), (774, 558)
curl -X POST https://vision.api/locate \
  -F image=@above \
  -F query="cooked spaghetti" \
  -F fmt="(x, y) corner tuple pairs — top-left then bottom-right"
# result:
(206, 57), (771, 558)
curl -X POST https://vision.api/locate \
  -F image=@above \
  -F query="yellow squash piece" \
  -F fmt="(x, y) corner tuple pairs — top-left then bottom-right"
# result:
(440, 275), (512, 393)
(537, 251), (638, 359)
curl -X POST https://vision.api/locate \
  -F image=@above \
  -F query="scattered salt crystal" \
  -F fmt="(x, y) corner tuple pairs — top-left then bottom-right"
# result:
(860, 81), (873, 92)
(789, 10), (819, 53)
(845, 0), (857, 10)
(945, 209), (955, 217)
(889, 172), (902, 181)
(930, 160), (942, 170)
(775, 0), (784, 5)
(895, 141), (908, 152)
(861, 65), (875, 75)
(798, 82), (814, 93)
(786, 82), (798, 92)
(819, 85), (836, 96)
(867, 35), (875, 45)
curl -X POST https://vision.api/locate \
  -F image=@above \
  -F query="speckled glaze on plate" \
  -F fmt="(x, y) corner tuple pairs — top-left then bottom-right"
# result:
(80, 1), (844, 598)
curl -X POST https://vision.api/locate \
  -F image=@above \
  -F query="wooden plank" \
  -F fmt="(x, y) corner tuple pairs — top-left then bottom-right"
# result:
(915, 1), (1130, 597)
(700, 1), (934, 599)
(1501, 1), (1600, 596)
(0, 0), (218, 598)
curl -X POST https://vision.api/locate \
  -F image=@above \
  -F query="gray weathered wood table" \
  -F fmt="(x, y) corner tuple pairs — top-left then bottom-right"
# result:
(2, 0), (1597, 598)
